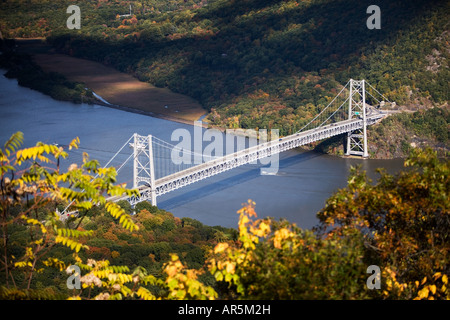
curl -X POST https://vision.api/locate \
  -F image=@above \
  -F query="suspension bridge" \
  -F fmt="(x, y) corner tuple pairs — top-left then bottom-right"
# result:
(60, 79), (392, 217)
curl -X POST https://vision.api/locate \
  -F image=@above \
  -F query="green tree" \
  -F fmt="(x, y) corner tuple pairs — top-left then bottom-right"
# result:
(316, 148), (449, 299)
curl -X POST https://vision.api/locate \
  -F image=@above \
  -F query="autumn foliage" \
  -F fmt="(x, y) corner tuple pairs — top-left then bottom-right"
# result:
(316, 147), (449, 299)
(0, 133), (448, 300)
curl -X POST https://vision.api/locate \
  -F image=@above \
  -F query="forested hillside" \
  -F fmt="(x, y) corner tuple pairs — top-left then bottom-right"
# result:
(3, 198), (235, 297)
(0, 0), (449, 157)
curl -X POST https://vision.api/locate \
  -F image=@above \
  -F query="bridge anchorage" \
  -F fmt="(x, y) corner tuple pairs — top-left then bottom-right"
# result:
(58, 78), (392, 219)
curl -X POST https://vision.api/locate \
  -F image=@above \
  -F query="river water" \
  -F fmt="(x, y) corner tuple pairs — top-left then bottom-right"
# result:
(0, 71), (405, 229)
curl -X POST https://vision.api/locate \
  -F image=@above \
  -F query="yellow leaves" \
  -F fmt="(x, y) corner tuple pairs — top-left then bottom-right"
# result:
(16, 142), (67, 165)
(382, 267), (408, 297)
(13, 246), (36, 269)
(273, 228), (294, 249)
(54, 228), (94, 252)
(417, 287), (430, 299)
(55, 235), (88, 253)
(210, 200), (312, 297)
(429, 285), (437, 295)
(16, 146), (41, 165)
(2, 131), (24, 157)
(136, 287), (157, 300)
(165, 256), (184, 278)
(413, 272), (450, 300)
(214, 242), (229, 254)
(56, 228), (93, 238)
(68, 137), (80, 150)
(14, 261), (32, 268)
(237, 200), (265, 250)
(433, 272), (442, 280)
(238, 199), (257, 217)
(164, 254), (217, 300)
(21, 216), (47, 234)
(239, 214), (250, 227)
(251, 220), (271, 238)
(104, 272), (133, 284)
(43, 258), (67, 272)
(2, 133), (150, 300)
(105, 202), (139, 232)
(71, 259), (146, 300)
(382, 255), (449, 299)
(225, 261), (236, 274)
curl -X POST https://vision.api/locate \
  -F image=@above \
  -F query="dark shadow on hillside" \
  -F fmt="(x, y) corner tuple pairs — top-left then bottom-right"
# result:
(45, 0), (446, 104)
(185, 0), (444, 72)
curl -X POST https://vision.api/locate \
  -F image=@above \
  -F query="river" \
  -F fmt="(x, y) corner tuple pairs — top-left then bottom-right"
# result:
(0, 71), (406, 229)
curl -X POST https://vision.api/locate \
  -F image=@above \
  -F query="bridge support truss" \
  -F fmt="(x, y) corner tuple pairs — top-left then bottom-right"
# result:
(132, 133), (157, 206)
(346, 79), (369, 158)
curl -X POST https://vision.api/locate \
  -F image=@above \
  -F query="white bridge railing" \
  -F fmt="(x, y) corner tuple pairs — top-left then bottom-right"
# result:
(109, 112), (386, 206)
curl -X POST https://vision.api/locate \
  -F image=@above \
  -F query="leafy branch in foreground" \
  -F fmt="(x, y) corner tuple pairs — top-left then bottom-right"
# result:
(0, 131), (119, 292)
(207, 149), (448, 300)
(1, 132), (447, 300)
(316, 147), (449, 299)
(0, 131), (216, 300)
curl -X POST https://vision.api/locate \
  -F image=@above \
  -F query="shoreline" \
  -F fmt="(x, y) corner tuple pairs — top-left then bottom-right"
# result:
(12, 38), (210, 127)
(90, 92), (210, 128)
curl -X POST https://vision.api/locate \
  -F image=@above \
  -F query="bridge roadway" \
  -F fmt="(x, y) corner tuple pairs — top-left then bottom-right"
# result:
(108, 111), (386, 206)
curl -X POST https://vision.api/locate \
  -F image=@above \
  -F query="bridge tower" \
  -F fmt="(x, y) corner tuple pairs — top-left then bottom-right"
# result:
(132, 133), (157, 206)
(346, 79), (369, 158)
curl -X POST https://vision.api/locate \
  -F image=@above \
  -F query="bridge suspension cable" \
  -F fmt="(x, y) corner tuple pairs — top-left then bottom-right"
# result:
(59, 78), (391, 212)
(296, 79), (392, 134)
(297, 79), (350, 133)
(365, 81), (392, 106)
(60, 134), (135, 216)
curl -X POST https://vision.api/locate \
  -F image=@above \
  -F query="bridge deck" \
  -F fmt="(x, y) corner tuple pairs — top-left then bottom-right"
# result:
(111, 111), (386, 205)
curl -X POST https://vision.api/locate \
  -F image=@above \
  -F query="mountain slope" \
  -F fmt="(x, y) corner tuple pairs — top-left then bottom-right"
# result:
(1, 0), (448, 157)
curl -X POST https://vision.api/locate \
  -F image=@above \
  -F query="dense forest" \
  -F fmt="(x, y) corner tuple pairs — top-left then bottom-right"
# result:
(0, 0), (449, 158)
(2, 198), (236, 297)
